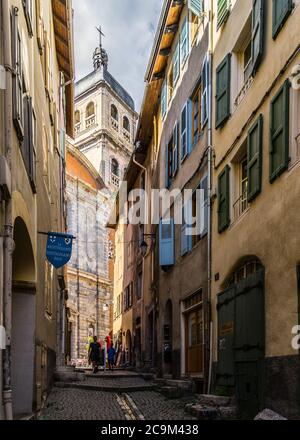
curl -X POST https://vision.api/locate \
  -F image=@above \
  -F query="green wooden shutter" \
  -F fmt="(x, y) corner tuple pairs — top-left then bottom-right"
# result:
(188, 0), (203, 16)
(216, 54), (231, 129)
(251, 0), (265, 75)
(272, 0), (293, 39)
(269, 80), (290, 183)
(247, 114), (263, 202)
(218, 165), (230, 233)
(217, 0), (230, 29)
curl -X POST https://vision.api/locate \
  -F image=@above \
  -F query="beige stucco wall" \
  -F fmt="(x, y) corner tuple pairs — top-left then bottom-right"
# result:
(211, 0), (300, 360)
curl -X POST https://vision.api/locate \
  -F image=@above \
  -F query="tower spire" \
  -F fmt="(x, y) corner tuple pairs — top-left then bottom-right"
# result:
(93, 26), (108, 71)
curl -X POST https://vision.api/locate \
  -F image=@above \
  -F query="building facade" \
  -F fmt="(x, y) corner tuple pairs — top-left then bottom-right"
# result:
(66, 140), (113, 363)
(0, 0), (74, 419)
(211, 0), (300, 419)
(66, 42), (137, 364)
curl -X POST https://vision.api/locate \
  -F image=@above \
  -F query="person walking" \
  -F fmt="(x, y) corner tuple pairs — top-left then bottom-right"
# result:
(88, 336), (101, 374)
(108, 343), (116, 372)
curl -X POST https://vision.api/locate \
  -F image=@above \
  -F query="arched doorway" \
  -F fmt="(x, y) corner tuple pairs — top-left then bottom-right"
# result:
(125, 330), (132, 365)
(11, 217), (36, 417)
(217, 257), (265, 419)
(163, 300), (173, 376)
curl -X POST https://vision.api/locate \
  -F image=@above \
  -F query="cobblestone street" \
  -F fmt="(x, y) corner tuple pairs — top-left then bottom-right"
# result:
(38, 373), (197, 421)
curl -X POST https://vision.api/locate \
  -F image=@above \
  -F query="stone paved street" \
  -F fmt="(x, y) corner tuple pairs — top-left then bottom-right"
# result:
(38, 374), (197, 421)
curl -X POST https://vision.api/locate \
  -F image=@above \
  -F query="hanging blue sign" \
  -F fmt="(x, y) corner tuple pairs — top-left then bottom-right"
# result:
(46, 232), (74, 269)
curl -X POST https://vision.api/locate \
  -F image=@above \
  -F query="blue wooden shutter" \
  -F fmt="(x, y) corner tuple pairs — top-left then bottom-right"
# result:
(269, 79), (290, 183)
(173, 121), (179, 176)
(180, 17), (189, 66)
(159, 219), (175, 267)
(218, 165), (230, 233)
(188, 0), (203, 16)
(201, 55), (209, 127)
(251, 0), (265, 75)
(173, 42), (180, 86)
(216, 54), (231, 129)
(272, 0), (293, 39)
(247, 114), (263, 201)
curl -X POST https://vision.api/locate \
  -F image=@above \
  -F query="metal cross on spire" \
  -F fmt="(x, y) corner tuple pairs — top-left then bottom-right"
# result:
(96, 26), (105, 49)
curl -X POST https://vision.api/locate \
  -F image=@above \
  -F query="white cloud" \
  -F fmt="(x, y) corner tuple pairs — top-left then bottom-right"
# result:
(72, 0), (162, 111)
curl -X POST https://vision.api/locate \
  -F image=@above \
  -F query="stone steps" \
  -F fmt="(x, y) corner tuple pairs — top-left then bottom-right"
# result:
(53, 381), (158, 393)
(184, 394), (238, 420)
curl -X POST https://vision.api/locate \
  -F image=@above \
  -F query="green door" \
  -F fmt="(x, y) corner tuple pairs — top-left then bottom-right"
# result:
(217, 268), (265, 418)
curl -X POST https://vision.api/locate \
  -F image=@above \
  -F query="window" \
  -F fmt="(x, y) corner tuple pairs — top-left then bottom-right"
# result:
(188, 0), (203, 17)
(181, 201), (192, 256)
(172, 122), (179, 177)
(23, 0), (33, 36)
(136, 268), (142, 300)
(75, 110), (80, 124)
(159, 219), (175, 267)
(36, 0), (44, 54)
(244, 39), (252, 82)
(11, 7), (24, 141)
(180, 16), (189, 67)
(251, 0), (264, 75)
(270, 80), (290, 182)
(173, 42), (180, 86)
(201, 55), (209, 127)
(192, 86), (201, 145)
(111, 158), (119, 177)
(272, 0), (293, 39)
(123, 116), (130, 132)
(217, 0), (230, 29)
(233, 156), (249, 220)
(218, 165), (230, 233)
(216, 54), (231, 129)
(22, 96), (36, 193)
(111, 104), (118, 121)
(181, 104), (188, 160)
(86, 102), (95, 118)
(124, 284), (133, 312)
(165, 135), (173, 189)
(45, 260), (54, 318)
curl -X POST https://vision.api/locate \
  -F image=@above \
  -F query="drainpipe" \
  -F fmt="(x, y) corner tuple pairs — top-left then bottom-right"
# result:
(2, 0), (14, 420)
(207, 0), (214, 395)
(76, 178), (80, 359)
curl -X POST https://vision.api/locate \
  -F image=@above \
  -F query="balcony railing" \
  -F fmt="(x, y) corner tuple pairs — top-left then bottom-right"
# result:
(233, 194), (249, 221)
(111, 117), (119, 133)
(111, 173), (120, 188)
(123, 129), (131, 142)
(85, 115), (96, 129)
(234, 76), (254, 110)
(74, 123), (81, 134)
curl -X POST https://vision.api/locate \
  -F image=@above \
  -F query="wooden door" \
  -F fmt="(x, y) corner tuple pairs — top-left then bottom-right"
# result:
(186, 307), (203, 375)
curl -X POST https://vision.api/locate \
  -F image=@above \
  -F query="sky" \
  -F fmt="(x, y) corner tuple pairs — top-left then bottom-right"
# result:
(72, 0), (163, 112)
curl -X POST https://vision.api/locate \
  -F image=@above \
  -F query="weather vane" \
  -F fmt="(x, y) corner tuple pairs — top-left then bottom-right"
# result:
(96, 26), (105, 49)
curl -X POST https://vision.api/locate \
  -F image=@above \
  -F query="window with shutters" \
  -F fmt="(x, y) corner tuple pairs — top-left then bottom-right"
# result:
(270, 80), (290, 182)
(23, 0), (33, 36)
(218, 165), (231, 233)
(217, 0), (230, 30)
(180, 16), (189, 67)
(181, 201), (192, 256)
(181, 103), (188, 160)
(233, 155), (249, 221)
(192, 175), (208, 248)
(201, 55), (209, 128)
(166, 135), (173, 189)
(272, 0), (293, 39)
(172, 122), (179, 177)
(11, 7), (24, 141)
(216, 54), (231, 129)
(159, 219), (175, 268)
(192, 86), (201, 146)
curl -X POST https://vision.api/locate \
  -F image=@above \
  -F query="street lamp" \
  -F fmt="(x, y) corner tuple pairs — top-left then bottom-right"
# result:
(140, 234), (156, 258)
